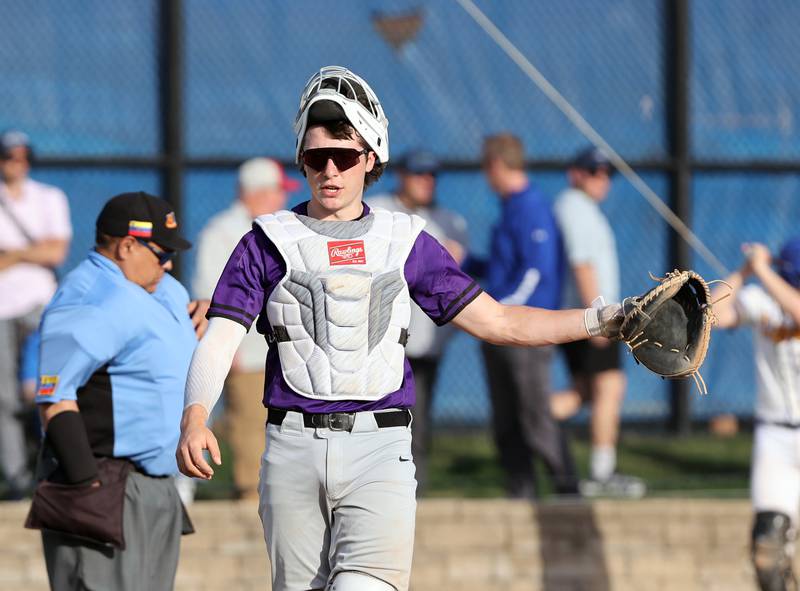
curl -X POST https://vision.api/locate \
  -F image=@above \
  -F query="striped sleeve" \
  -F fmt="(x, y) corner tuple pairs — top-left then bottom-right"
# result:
(207, 230), (270, 330)
(405, 231), (483, 326)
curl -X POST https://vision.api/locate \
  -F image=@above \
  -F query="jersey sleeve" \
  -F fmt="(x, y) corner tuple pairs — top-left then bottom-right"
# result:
(35, 306), (125, 403)
(206, 229), (272, 331)
(736, 284), (784, 328)
(405, 231), (483, 326)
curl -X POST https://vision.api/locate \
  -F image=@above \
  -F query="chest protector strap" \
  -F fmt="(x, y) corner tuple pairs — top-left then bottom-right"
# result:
(255, 209), (425, 401)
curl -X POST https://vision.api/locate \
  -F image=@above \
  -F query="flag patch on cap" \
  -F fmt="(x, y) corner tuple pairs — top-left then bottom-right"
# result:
(128, 220), (154, 238)
(38, 375), (58, 396)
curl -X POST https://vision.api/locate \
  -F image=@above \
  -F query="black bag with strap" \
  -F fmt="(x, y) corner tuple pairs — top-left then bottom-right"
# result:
(25, 456), (133, 549)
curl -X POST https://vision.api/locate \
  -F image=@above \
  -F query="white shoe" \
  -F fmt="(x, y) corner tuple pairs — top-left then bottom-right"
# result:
(579, 473), (647, 499)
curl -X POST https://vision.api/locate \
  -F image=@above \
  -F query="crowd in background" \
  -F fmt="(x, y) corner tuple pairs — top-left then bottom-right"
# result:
(5, 117), (800, 589)
(0, 126), (641, 503)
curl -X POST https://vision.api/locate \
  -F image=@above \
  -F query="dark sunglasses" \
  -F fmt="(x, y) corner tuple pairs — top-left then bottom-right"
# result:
(1, 154), (30, 163)
(302, 148), (369, 172)
(587, 166), (614, 177)
(135, 238), (175, 265)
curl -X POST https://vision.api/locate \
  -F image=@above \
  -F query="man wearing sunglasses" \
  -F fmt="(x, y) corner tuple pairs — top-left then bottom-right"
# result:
(29, 192), (208, 591)
(177, 66), (629, 591)
(0, 129), (72, 500)
(551, 146), (646, 499)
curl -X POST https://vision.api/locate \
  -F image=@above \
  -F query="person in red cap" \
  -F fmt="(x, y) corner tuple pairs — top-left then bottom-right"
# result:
(191, 157), (299, 502)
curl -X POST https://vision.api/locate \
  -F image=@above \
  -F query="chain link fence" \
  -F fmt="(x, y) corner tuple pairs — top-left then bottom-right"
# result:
(2, 0), (799, 426)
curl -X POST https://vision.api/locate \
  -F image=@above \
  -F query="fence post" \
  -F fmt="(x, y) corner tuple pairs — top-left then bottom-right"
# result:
(667, 0), (692, 434)
(160, 0), (185, 280)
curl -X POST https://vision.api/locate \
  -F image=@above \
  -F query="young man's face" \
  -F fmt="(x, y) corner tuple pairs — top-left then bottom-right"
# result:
(302, 125), (375, 220)
(399, 171), (436, 208)
(569, 167), (612, 201)
(0, 146), (31, 184)
(481, 156), (506, 195)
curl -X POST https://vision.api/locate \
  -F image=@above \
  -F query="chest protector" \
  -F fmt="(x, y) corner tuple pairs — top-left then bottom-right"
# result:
(254, 209), (426, 401)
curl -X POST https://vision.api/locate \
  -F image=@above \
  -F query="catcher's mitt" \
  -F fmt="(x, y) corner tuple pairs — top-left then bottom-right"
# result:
(620, 270), (716, 394)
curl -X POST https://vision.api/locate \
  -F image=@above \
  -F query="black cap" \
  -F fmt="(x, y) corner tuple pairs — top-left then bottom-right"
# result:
(96, 192), (191, 251)
(398, 150), (440, 175)
(571, 146), (615, 175)
(0, 129), (33, 159)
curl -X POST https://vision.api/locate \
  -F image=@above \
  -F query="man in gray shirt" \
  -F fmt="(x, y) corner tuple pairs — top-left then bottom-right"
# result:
(368, 150), (467, 495)
(552, 147), (645, 498)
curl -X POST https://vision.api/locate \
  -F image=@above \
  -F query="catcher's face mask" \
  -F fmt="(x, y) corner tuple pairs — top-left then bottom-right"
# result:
(294, 66), (389, 165)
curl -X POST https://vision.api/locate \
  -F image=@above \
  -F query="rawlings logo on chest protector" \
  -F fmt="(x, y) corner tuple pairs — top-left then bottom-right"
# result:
(328, 240), (366, 266)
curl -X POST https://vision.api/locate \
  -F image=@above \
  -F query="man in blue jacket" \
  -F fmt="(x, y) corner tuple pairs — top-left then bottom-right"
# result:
(466, 133), (577, 498)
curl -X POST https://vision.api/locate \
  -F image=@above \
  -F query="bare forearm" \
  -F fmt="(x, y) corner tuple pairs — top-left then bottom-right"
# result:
(754, 263), (800, 326)
(452, 292), (588, 346)
(16, 239), (69, 267)
(491, 306), (588, 346)
(711, 268), (746, 329)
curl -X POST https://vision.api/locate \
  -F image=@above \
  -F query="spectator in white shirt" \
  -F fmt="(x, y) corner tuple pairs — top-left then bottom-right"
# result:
(192, 157), (298, 500)
(0, 129), (71, 499)
(368, 150), (468, 495)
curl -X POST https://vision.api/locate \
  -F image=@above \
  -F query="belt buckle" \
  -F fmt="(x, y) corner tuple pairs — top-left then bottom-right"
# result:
(327, 412), (355, 432)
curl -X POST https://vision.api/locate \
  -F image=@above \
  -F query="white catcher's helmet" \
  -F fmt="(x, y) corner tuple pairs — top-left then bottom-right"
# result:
(294, 66), (389, 164)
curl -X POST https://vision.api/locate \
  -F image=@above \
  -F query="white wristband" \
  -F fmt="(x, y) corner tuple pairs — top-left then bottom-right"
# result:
(584, 308), (600, 337)
(584, 296), (607, 338)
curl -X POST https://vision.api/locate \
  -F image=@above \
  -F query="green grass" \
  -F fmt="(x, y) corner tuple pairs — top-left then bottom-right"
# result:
(195, 428), (753, 500)
(608, 431), (751, 496)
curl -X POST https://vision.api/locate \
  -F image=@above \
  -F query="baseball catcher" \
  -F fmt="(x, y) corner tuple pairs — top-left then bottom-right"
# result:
(617, 269), (716, 394)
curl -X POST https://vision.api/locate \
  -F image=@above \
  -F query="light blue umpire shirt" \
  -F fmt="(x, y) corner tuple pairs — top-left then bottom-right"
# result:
(35, 250), (196, 476)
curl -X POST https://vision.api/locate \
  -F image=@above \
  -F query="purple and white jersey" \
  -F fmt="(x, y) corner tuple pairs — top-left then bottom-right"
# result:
(207, 201), (482, 413)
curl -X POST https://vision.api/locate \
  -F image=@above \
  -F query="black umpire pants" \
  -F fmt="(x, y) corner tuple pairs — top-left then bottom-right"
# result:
(481, 343), (578, 498)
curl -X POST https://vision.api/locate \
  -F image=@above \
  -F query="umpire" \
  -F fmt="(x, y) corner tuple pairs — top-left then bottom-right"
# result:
(26, 192), (205, 591)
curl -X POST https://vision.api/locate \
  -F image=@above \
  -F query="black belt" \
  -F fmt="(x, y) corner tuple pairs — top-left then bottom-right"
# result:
(757, 419), (800, 429)
(268, 326), (409, 347)
(267, 408), (411, 432)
